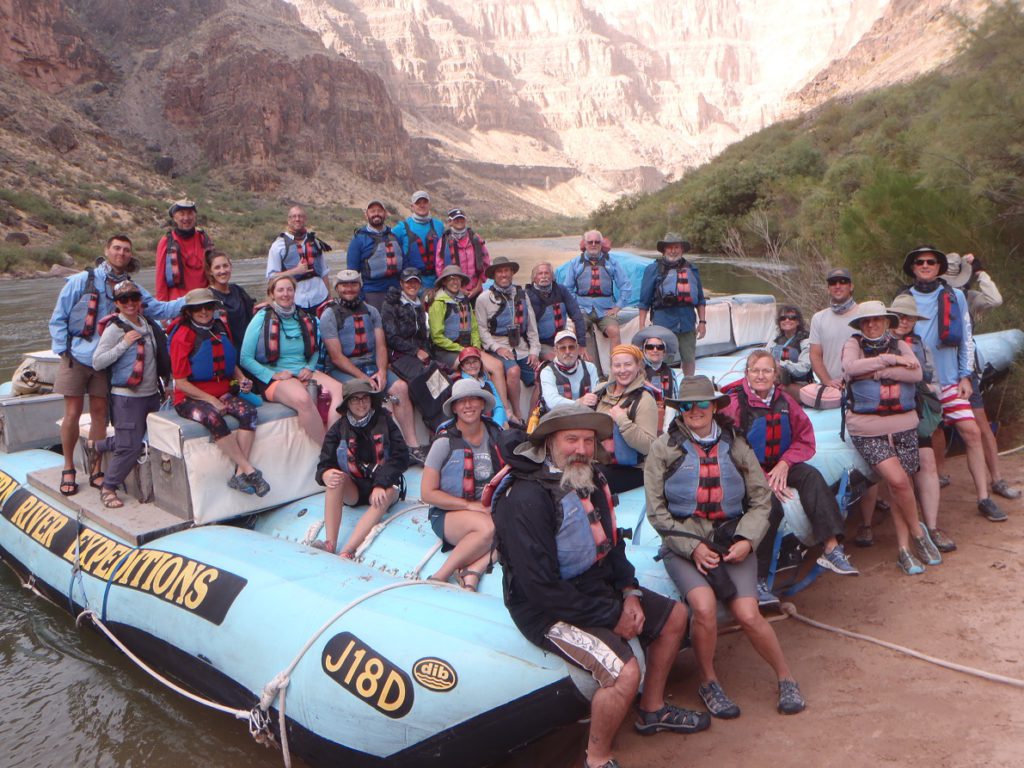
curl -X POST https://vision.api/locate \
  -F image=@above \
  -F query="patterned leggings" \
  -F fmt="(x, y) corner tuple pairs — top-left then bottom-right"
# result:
(175, 396), (258, 440)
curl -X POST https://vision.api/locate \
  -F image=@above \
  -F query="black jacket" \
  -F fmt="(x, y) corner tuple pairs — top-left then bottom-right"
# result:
(381, 286), (430, 357)
(316, 409), (410, 489)
(491, 449), (638, 647)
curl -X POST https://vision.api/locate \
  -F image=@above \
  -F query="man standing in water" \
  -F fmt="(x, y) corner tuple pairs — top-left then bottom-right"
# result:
(492, 405), (710, 768)
(49, 235), (183, 496)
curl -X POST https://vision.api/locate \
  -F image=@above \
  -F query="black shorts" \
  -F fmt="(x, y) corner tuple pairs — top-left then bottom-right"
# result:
(542, 587), (678, 688)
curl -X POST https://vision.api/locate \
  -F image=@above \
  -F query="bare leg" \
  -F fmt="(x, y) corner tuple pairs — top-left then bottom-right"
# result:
(214, 433), (256, 475)
(687, 586), (720, 684)
(915, 446), (941, 529)
(637, 602), (688, 712)
(587, 659), (640, 767)
(341, 487), (398, 557)
(954, 418), (990, 500)
(429, 510), (494, 583)
(932, 426), (947, 477)
(386, 380), (420, 448)
(235, 428), (255, 463)
(322, 475), (359, 551)
(271, 377), (326, 444)
(872, 457), (917, 552)
(87, 395), (109, 449)
(480, 352), (509, 406)
(860, 484), (878, 528)
(603, 322), (621, 348)
(60, 395), (85, 471)
(505, 363), (522, 421)
(730, 596), (793, 679)
(973, 407), (1001, 485)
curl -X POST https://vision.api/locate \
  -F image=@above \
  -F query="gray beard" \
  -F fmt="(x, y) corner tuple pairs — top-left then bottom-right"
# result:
(559, 462), (596, 497)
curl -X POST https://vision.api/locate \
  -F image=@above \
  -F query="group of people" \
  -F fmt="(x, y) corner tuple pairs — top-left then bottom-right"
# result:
(46, 192), (1018, 768)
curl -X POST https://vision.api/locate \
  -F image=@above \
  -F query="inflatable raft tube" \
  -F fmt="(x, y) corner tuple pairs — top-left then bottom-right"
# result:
(0, 451), (592, 768)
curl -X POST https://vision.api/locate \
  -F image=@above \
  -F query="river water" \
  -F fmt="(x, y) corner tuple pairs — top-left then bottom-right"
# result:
(0, 237), (772, 768)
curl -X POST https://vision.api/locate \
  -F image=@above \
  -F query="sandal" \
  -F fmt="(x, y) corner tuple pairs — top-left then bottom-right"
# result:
(634, 703), (711, 735)
(84, 440), (104, 489)
(100, 488), (124, 509)
(59, 468), (79, 496)
(455, 568), (484, 591)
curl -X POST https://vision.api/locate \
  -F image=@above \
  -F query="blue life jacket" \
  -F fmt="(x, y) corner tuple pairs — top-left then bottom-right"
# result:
(734, 387), (792, 470)
(100, 315), (169, 389)
(645, 363), (677, 401)
(279, 231), (329, 282)
(327, 300), (376, 361)
(848, 336), (917, 415)
(572, 253), (614, 298)
(771, 331), (806, 364)
(555, 491), (606, 579)
(487, 286), (528, 340)
(653, 262), (698, 308)
(174, 319), (237, 382)
(359, 230), (403, 281)
(662, 427), (745, 521)
(442, 296), (474, 346)
(435, 419), (504, 500)
(607, 385), (657, 465)
(529, 284), (570, 343)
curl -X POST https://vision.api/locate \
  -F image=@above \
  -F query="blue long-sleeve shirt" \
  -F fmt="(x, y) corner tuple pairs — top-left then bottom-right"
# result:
(560, 253), (632, 314)
(638, 259), (706, 333)
(49, 261), (184, 367)
(392, 216), (444, 289)
(909, 284), (974, 387)
(346, 226), (403, 294)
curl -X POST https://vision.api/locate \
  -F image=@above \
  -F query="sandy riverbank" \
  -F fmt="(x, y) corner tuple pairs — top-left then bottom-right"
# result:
(502, 450), (1024, 768)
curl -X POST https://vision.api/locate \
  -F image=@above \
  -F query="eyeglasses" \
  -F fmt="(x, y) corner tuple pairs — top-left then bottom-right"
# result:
(778, 314), (799, 321)
(679, 400), (712, 412)
(747, 368), (775, 376)
(827, 278), (851, 285)
(914, 258), (938, 266)
(644, 343), (666, 351)
(347, 394), (371, 404)
(115, 294), (142, 303)
(585, 239), (602, 245)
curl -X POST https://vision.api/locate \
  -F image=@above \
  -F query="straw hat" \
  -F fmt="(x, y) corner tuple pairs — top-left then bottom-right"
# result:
(664, 375), (730, 411)
(442, 378), (496, 418)
(847, 300), (899, 330)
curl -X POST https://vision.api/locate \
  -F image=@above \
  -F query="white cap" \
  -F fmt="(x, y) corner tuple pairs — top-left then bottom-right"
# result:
(554, 330), (578, 345)
(411, 190), (430, 203)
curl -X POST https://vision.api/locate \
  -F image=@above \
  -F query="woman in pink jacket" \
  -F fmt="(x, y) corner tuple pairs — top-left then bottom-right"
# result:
(841, 301), (924, 575)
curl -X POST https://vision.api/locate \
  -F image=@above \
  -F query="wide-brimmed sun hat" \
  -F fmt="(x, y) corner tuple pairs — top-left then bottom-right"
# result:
(847, 300), (899, 330)
(665, 375), (730, 411)
(887, 294), (930, 321)
(484, 256), (520, 279)
(631, 325), (680, 363)
(513, 404), (612, 462)
(181, 287), (221, 309)
(442, 378), (496, 418)
(437, 264), (470, 286)
(335, 379), (387, 413)
(902, 245), (948, 278)
(656, 232), (692, 254)
(943, 252), (973, 289)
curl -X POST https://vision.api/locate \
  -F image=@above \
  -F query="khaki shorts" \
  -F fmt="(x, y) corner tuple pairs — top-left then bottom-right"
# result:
(584, 310), (620, 334)
(54, 355), (109, 398)
(675, 330), (697, 366)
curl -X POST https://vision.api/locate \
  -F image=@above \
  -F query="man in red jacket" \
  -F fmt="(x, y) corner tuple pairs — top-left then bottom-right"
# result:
(156, 199), (213, 301)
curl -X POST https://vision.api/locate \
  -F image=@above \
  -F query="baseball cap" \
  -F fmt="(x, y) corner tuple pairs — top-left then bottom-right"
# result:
(168, 199), (197, 218)
(447, 208), (467, 221)
(334, 269), (363, 285)
(366, 199), (387, 211)
(554, 330), (578, 346)
(410, 190), (430, 204)
(399, 267), (422, 283)
(826, 267), (852, 282)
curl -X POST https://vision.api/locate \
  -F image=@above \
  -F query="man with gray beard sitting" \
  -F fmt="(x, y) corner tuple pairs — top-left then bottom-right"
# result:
(491, 404), (709, 768)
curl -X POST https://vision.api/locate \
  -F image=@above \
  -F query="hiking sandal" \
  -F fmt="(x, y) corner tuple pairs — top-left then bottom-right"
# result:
(100, 488), (124, 509)
(59, 468), (79, 496)
(456, 568), (484, 591)
(84, 439), (104, 488)
(634, 703), (711, 735)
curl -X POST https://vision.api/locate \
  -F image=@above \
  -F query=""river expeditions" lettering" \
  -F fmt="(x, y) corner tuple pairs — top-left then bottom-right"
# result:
(0, 470), (245, 624)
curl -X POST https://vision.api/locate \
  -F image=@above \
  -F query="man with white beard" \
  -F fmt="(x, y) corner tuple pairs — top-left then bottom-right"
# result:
(491, 404), (709, 768)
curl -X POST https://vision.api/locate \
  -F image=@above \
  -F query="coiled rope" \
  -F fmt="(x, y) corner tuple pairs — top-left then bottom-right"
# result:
(780, 602), (1024, 689)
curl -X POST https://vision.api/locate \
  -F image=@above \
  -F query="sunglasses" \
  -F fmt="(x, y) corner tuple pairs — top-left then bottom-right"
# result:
(191, 302), (218, 311)
(115, 294), (142, 303)
(644, 343), (666, 351)
(679, 400), (712, 412)
(914, 258), (938, 266)
(778, 314), (799, 321)
(827, 278), (851, 285)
